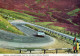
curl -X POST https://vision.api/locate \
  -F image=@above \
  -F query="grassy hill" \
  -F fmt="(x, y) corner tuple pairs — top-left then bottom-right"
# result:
(0, 8), (38, 35)
(0, 15), (24, 35)
(0, 8), (36, 22)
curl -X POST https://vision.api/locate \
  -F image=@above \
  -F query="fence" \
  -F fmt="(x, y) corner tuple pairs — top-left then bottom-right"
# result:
(24, 22), (80, 43)
(33, 25), (80, 43)
(18, 48), (72, 54)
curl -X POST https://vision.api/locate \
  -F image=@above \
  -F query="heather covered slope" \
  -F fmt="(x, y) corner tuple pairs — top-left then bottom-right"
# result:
(0, 0), (80, 33)
(0, 0), (80, 23)
(0, 0), (79, 21)
(0, 0), (78, 11)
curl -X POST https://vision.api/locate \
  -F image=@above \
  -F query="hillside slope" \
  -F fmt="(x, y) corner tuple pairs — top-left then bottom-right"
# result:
(0, 0), (80, 33)
(0, 15), (24, 35)
(0, 0), (80, 24)
(0, 0), (80, 22)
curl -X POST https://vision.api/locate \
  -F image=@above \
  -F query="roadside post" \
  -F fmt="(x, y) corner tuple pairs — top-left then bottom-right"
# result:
(30, 50), (31, 54)
(19, 49), (21, 53)
(44, 49), (46, 54)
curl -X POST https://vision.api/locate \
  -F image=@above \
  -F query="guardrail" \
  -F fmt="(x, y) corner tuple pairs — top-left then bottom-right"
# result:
(18, 48), (72, 54)
(25, 22), (80, 43)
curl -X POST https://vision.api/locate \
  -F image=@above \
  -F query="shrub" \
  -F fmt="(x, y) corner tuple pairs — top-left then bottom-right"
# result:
(76, 33), (79, 37)
(23, 11), (46, 16)
(72, 33), (75, 36)
(68, 31), (71, 35)
(67, 8), (80, 16)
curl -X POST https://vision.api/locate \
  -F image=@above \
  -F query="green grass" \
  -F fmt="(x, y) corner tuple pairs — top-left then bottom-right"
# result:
(35, 22), (65, 31)
(0, 15), (24, 35)
(0, 8), (36, 22)
(36, 0), (41, 2)
(23, 10), (46, 16)
(35, 22), (52, 26)
(49, 25), (65, 31)
(25, 24), (41, 31)
(35, 0), (44, 3)
(67, 8), (80, 16)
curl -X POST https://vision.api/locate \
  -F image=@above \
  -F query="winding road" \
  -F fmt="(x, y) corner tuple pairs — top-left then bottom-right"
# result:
(0, 20), (54, 49)
(0, 20), (79, 49)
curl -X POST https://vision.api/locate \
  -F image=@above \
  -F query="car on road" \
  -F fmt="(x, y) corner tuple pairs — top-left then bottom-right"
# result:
(34, 30), (45, 37)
